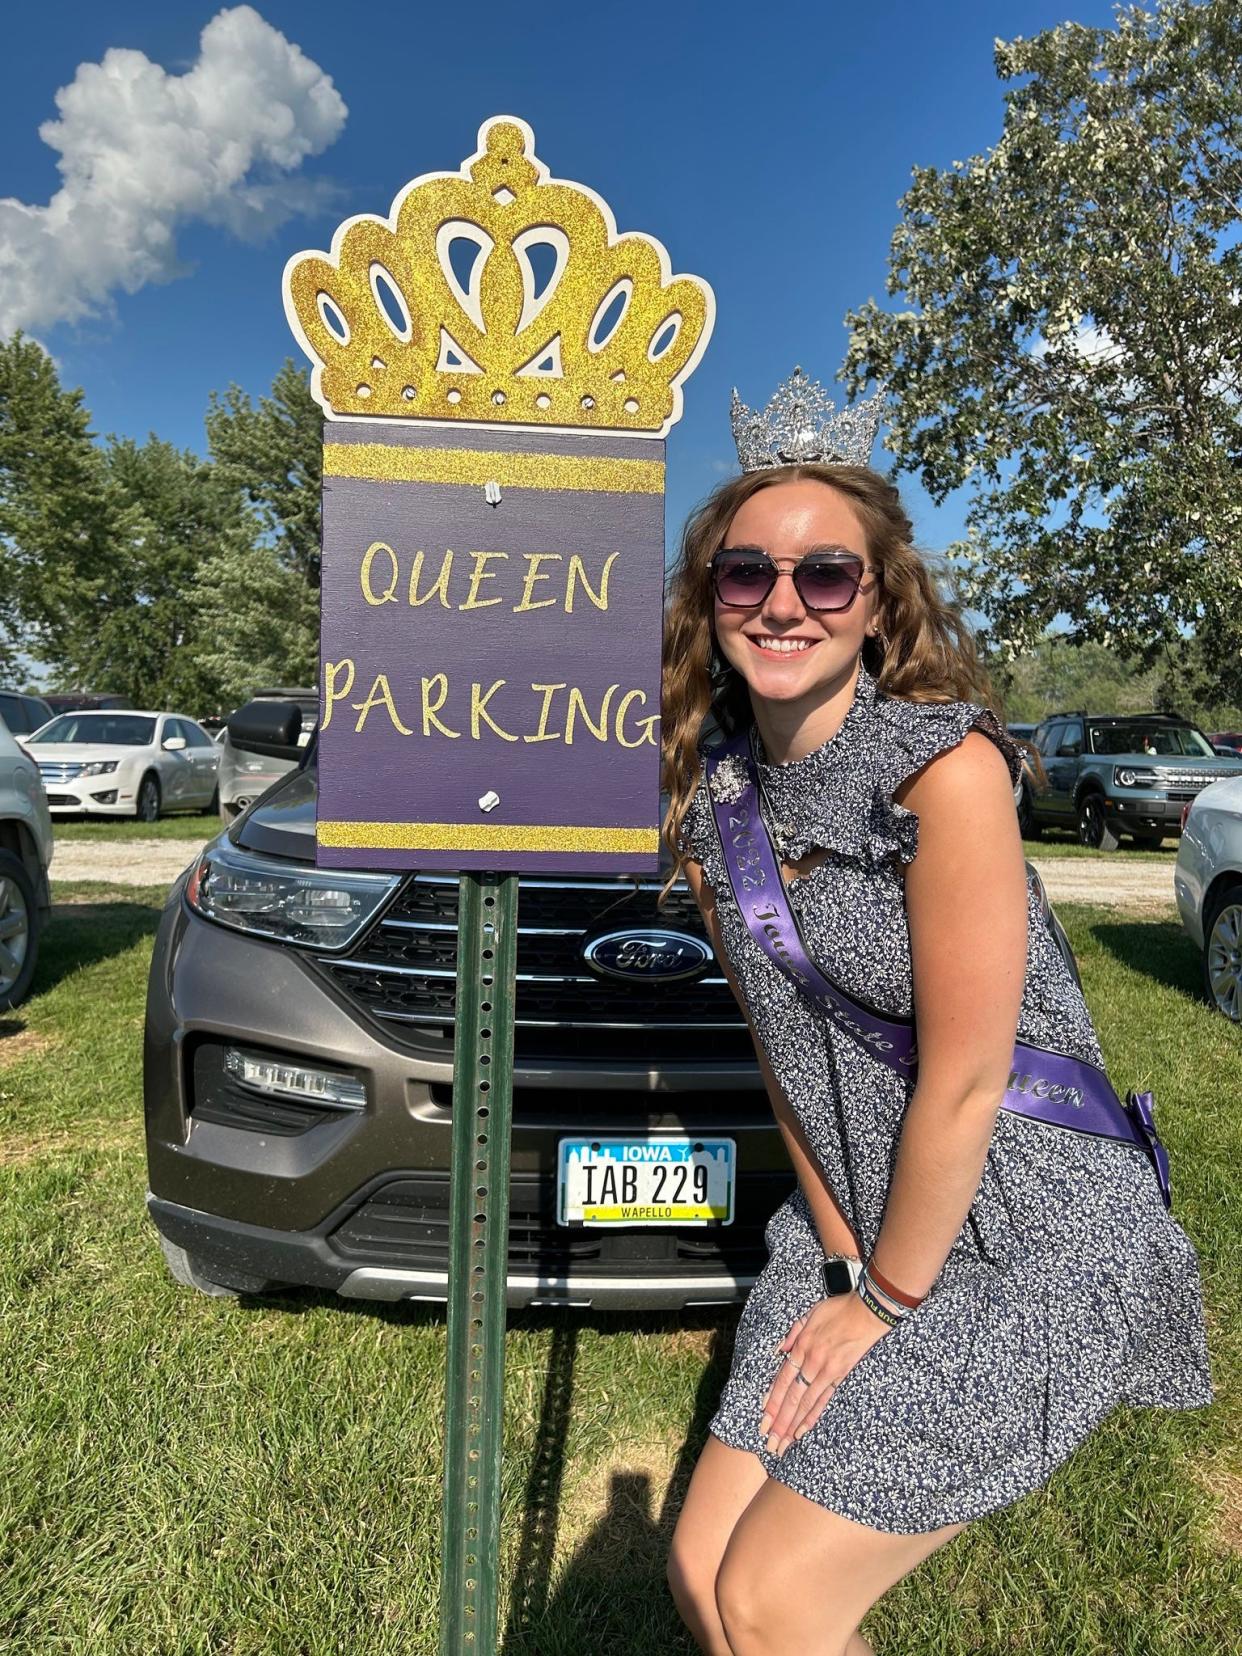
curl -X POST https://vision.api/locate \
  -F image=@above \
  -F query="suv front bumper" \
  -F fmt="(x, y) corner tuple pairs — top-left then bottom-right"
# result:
(144, 878), (788, 1310)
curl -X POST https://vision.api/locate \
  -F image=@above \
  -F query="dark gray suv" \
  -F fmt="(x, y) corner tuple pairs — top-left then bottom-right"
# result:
(143, 704), (787, 1310)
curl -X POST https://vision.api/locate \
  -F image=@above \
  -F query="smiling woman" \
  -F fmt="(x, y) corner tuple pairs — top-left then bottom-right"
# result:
(657, 385), (1212, 1656)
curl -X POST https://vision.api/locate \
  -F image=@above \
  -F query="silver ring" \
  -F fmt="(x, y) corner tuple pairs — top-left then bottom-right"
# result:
(794, 1371), (811, 1388)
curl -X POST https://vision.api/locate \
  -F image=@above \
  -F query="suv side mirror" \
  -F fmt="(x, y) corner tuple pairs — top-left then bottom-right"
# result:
(226, 700), (304, 758)
(1057, 740), (1081, 757)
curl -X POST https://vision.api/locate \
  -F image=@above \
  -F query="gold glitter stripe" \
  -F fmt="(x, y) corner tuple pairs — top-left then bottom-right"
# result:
(323, 444), (664, 494)
(317, 821), (658, 853)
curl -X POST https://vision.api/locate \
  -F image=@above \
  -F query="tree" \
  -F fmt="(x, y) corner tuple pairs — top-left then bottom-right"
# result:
(0, 333), (123, 681)
(845, 0), (1242, 701)
(205, 359), (323, 587)
(188, 535), (318, 710)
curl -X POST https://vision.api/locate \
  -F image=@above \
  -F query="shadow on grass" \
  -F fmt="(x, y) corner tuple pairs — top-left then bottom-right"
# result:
(503, 1311), (735, 1655)
(1089, 915), (1203, 1000)
(31, 898), (165, 998)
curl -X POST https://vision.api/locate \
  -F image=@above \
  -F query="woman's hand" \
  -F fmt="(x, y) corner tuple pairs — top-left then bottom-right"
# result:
(759, 1294), (890, 1456)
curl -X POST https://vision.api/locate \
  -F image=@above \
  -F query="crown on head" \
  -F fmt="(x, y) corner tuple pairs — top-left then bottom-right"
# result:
(730, 366), (883, 472)
(283, 117), (714, 436)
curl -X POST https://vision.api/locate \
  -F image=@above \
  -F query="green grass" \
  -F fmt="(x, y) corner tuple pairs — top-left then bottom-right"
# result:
(0, 891), (1237, 1653)
(1023, 828), (1175, 862)
(50, 811), (219, 843)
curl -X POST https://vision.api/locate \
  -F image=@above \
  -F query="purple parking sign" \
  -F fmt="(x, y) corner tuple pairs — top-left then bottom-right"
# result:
(281, 115), (714, 875)
(315, 422), (666, 873)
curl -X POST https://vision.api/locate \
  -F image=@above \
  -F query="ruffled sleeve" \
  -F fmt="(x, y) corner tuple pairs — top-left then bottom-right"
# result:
(873, 700), (1022, 867)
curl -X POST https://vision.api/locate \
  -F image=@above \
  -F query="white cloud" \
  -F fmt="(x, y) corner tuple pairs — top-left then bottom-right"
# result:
(0, 6), (347, 336)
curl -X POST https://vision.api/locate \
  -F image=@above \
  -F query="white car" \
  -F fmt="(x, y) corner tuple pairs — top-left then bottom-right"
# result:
(27, 710), (220, 821)
(1174, 776), (1242, 1022)
(0, 714), (54, 1008)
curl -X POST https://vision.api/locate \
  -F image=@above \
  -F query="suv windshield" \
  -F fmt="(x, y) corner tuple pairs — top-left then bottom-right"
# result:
(31, 714), (156, 746)
(1088, 723), (1215, 759)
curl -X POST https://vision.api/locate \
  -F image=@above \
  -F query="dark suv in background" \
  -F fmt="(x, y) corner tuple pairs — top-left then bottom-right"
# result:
(1019, 711), (1242, 849)
(145, 701), (789, 1310)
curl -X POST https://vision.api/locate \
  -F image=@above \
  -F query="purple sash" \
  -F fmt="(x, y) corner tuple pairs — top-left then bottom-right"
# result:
(705, 727), (1171, 1208)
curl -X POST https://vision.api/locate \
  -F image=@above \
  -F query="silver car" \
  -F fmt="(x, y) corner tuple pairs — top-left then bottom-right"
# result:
(1175, 775), (1242, 1021)
(0, 713), (54, 1007)
(27, 710), (219, 821)
(216, 688), (317, 823)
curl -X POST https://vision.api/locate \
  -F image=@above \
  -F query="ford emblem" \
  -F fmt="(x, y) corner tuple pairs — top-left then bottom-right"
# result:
(582, 928), (713, 983)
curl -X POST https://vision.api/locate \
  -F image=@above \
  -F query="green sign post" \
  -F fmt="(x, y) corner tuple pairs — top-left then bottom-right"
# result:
(283, 117), (713, 1652)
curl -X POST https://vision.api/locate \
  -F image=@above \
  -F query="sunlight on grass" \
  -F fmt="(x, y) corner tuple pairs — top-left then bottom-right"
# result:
(0, 894), (1237, 1653)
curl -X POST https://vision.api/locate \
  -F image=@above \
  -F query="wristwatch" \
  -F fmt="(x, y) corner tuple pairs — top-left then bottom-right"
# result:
(821, 1255), (863, 1297)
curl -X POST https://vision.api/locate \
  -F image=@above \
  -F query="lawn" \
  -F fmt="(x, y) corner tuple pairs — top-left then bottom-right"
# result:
(1022, 828), (1176, 862)
(0, 890), (1237, 1654)
(50, 811), (219, 843)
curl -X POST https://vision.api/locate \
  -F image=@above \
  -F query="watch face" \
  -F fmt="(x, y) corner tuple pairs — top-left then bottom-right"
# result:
(822, 1258), (857, 1296)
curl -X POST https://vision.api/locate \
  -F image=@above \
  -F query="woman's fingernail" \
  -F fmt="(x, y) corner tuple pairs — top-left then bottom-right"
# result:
(759, 1414), (771, 1435)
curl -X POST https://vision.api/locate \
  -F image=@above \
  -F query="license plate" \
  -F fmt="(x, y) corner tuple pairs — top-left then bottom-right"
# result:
(557, 1136), (735, 1227)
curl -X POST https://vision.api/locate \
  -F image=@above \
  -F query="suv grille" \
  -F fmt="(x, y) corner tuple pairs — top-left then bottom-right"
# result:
(328, 1170), (793, 1278)
(1158, 768), (1242, 802)
(316, 873), (753, 1062)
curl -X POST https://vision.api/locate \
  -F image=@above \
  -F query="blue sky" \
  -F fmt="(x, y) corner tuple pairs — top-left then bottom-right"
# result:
(5, 0), (1123, 556)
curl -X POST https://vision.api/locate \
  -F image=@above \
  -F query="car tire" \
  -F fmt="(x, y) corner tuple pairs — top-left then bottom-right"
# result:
(207, 784), (220, 815)
(1016, 783), (1040, 839)
(136, 773), (161, 823)
(1076, 792), (1120, 852)
(0, 850), (41, 1011)
(1203, 881), (1242, 1023)
(158, 1234), (275, 1297)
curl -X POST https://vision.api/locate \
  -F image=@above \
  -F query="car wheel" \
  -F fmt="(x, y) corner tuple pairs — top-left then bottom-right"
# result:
(1203, 882), (1242, 1023)
(1076, 793), (1119, 852)
(136, 773), (161, 823)
(0, 851), (40, 1011)
(1016, 783), (1040, 839)
(157, 1234), (275, 1297)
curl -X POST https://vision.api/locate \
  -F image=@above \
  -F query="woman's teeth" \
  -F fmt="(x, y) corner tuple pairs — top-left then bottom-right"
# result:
(750, 636), (814, 654)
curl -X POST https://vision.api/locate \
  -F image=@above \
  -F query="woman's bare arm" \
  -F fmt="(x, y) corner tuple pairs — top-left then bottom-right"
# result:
(682, 857), (862, 1259)
(866, 730), (1029, 1297)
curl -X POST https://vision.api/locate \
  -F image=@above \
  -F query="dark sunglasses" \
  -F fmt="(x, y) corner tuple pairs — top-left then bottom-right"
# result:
(710, 548), (876, 613)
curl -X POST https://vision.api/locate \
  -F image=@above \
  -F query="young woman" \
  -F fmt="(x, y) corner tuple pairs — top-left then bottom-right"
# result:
(659, 452), (1211, 1656)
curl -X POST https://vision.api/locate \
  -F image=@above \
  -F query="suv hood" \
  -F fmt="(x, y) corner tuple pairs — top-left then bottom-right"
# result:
(1103, 748), (1242, 770)
(234, 764), (317, 861)
(235, 763), (680, 873)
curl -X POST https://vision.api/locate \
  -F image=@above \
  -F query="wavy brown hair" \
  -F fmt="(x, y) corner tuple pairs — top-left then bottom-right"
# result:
(660, 462), (999, 899)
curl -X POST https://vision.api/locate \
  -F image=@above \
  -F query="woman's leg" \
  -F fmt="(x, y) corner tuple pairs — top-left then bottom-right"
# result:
(713, 1477), (964, 1656)
(668, 1433), (770, 1655)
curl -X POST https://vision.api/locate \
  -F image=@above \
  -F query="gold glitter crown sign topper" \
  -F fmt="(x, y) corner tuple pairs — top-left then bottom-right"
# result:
(283, 117), (715, 436)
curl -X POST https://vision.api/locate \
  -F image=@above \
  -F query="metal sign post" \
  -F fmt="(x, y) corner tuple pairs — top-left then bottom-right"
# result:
(282, 116), (713, 1655)
(441, 871), (517, 1650)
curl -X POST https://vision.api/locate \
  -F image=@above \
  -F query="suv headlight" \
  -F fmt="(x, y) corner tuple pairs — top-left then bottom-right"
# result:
(1114, 766), (1158, 788)
(185, 840), (398, 949)
(79, 759), (119, 777)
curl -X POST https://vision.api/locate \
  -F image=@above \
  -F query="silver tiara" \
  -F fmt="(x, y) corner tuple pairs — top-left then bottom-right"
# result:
(730, 366), (883, 473)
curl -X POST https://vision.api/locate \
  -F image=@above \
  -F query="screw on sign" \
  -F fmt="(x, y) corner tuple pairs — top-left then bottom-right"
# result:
(282, 116), (713, 1654)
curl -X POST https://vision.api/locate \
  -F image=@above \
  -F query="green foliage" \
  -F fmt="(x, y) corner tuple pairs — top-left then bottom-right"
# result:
(846, 0), (1242, 701)
(993, 633), (1242, 726)
(0, 337), (322, 712)
(205, 359), (323, 588)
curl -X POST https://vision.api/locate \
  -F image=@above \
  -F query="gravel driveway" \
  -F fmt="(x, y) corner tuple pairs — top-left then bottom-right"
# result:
(51, 838), (1180, 912)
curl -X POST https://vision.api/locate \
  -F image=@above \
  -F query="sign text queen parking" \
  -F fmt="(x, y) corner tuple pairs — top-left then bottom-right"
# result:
(282, 116), (714, 873)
